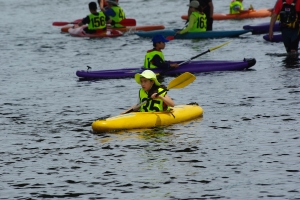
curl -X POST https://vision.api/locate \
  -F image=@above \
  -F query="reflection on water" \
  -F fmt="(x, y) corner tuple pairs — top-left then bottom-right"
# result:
(282, 55), (300, 68)
(95, 117), (203, 143)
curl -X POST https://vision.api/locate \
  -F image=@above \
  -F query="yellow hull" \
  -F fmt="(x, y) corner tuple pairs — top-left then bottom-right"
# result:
(92, 104), (203, 133)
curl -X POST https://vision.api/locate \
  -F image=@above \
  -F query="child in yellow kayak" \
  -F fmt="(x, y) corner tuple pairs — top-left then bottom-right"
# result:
(121, 70), (175, 114)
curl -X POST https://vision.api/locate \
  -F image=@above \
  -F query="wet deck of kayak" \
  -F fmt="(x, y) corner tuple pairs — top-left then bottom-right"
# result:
(1, 0), (299, 199)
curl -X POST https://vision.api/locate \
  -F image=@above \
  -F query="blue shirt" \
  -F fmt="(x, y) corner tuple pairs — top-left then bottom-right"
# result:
(104, 8), (116, 17)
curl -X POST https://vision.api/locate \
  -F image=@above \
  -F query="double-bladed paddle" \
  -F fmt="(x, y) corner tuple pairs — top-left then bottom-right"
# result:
(123, 72), (196, 114)
(178, 41), (231, 66)
(166, 25), (188, 41)
(156, 41), (231, 76)
(52, 21), (78, 26)
(52, 18), (136, 26)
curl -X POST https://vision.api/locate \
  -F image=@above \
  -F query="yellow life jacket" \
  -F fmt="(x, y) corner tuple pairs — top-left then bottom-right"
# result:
(110, 6), (126, 27)
(139, 88), (170, 112)
(230, 1), (244, 14)
(189, 11), (207, 32)
(87, 12), (106, 30)
(143, 49), (165, 69)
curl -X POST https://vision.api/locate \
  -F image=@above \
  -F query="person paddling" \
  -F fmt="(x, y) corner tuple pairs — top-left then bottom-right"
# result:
(143, 34), (179, 69)
(190, 0), (214, 30)
(105, 0), (126, 28)
(121, 70), (175, 114)
(177, 1), (207, 35)
(229, 0), (253, 14)
(77, 2), (107, 34)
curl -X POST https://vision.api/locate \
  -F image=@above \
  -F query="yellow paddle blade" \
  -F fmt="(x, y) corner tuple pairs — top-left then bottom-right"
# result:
(209, 41), (231, 52)
(167, 72), (196, 90)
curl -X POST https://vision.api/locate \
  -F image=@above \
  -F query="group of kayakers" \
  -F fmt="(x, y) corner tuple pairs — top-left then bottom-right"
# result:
(126, 0), (300, 113)
(77, 0), (124, 34)
(185, 0), (252, 32)
(75, 0), (300, 114)
(75, 0), (255, 113)
(78, 0), (259, 35)
(121, 34), (179, 114)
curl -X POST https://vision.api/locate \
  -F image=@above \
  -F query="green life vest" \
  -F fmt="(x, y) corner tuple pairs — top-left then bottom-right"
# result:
(189, 12), (207, 32)
(143, 49), (165, 69)
(88, 12), (106, 30)
(229, 1), (244, 14)
(139, 88), (170, 112)
(110, 6), (126, 28)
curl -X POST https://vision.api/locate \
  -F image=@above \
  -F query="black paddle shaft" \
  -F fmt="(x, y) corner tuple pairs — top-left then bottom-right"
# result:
(190, 50), (210, 60)
(178, 50), (210, 66)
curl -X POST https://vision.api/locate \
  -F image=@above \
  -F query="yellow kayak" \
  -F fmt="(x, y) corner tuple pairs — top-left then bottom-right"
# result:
(92, 104), (203, 133)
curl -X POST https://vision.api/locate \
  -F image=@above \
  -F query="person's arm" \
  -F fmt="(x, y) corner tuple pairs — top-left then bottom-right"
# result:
(152, 55), (178, 69)
(232, 5), (249, 14)
(104, 13), (110, 24)
(104, 8), (116, 24)
(239, 10), (251, 13)
(121, 104), (139, 114)
(151, 93), (175, 107)
(120, 99), (140, 114)
(100, 0), (106, 12)
(104, 8), (116, 18)
(269, 13), (278, 40)
(179, 14), (196, 34)
(78, 16), (89, 27)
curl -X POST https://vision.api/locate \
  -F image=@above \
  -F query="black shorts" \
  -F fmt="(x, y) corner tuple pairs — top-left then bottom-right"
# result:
(281, 28), (300, 52)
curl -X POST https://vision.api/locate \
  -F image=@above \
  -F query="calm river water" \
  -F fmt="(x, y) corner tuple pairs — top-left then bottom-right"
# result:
(0, 0), (299, 199)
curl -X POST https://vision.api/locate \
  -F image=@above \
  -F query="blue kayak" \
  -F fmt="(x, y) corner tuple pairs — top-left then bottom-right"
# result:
(243, 22), (280, 34)
(135, 29), (250, 39)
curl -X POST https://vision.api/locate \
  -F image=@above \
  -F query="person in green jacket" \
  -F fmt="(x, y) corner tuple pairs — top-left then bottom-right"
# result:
(229, 0), (253, 14)
(105, 0), (126, 28)
(177, 1), (207, 35)
(77, 2), (107, 34)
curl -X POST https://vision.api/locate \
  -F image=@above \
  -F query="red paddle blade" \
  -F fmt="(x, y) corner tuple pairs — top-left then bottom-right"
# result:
(73, 19), (82, 23)
(52, 22), (77, 26)
(52, 19), (81, 26)
(118, 18), (136, 26)
(166, 36), (175, 40)
(53, 18), (136, 27)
